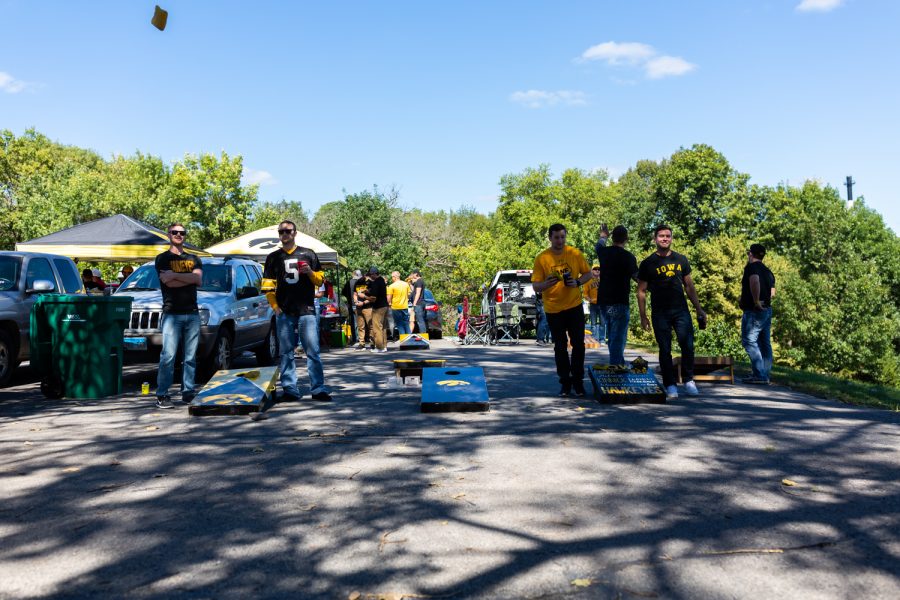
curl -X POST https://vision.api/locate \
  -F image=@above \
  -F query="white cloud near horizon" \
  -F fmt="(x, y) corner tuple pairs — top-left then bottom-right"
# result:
(796, 0), (845, 12)
(645, 56), (697, 79)
(243, 168), (278, 186)
(579, 41), (655, 65)
(0, 71), (29, 93)
(509, 90), (587, 109)
(579, 41), (695, 80)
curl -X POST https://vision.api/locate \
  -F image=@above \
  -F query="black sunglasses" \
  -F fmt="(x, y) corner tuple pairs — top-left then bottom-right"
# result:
(169, 230), (186, 236)
(278, 229), (295, 235)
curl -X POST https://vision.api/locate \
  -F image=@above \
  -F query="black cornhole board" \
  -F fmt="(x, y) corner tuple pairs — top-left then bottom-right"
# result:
(393, 359), (447, 379)
(421, 367), (490, 413)
(588, 367), (666, 404)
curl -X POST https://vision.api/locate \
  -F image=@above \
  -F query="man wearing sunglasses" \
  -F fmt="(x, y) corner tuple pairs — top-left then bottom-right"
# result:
(155, 223), (203, 409)
(262, 220), (332, 402)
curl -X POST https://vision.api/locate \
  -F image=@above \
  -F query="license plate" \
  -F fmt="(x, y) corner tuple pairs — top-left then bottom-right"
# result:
(124, 337), (147, 351)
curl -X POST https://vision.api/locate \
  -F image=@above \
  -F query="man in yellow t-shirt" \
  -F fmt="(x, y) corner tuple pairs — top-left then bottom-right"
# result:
(583, 265), (604, 343)
(532, 223), (593, 397)
(387, 271), (412, 335)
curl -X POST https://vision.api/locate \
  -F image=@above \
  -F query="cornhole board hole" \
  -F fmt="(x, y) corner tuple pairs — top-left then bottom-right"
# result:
(421, 367), (490, 413)
(589, 366), (666, 404)
(672, 356), (734, 384)
(398, 333), (430, 350)
(189, 366), (279, 416)
(393, 359), (447, 380)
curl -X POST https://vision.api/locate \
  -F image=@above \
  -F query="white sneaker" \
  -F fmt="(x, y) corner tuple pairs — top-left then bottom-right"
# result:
(665, 385), (678, 399)
(683, 380), (699, 396)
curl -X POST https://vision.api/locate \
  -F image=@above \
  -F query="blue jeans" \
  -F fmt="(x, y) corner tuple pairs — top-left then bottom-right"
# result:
(276, 312), (328, 397)
(535, 305), (551, 342)
(742, 308), (773, 381)
(392, 308), (411, 334)
(588, 303), (606, 343)
(157, 312), (200, 398)
(414, 304), (427, 334)
(602, 304), (630, 365)
(651, 308), (694, 388)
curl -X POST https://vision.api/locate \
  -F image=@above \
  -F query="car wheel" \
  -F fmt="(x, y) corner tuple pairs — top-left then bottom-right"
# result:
(207, 329), (234, 374)
(255, 320), (278, 366)
(0, 330), (16, 387)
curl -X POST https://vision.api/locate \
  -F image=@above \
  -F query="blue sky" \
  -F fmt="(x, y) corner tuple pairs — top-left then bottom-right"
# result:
(2, 0), (898, 233)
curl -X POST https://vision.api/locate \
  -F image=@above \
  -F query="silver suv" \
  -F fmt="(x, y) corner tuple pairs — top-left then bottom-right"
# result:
(114, 257), (276, 374)
(0, 251), (85, 386)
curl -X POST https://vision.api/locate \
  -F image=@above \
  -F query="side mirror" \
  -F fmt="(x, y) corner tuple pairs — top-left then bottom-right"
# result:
(27, 279), (56, 294)
(237, 286), (258, 300)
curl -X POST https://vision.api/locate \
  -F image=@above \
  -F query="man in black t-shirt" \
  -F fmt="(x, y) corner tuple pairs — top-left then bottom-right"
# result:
(360, 267), (389, 353)
(262, 220), (332, 402)
(410, 269), (427, 334)
(740, 243), (776, 384)
(637, 224), (706, 399)
(154, 223), (203, 409)
(595, 224), (639, 365)
(341, 269), (363, 345)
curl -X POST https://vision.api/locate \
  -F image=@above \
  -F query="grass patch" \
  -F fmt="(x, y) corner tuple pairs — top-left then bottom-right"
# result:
(625, 344), (900, 411)
(738, 362), (900, 411)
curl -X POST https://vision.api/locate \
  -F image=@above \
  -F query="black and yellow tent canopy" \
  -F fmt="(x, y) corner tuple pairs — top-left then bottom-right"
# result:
(16, 214), (210, 262)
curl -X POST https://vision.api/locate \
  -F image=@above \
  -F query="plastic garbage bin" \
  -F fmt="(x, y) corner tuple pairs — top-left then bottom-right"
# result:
(30, 294), (133, 398)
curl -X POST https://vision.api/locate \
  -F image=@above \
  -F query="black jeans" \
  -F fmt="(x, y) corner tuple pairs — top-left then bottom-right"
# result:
(651, 308), (694, 387)
(546, 305), (585, 387)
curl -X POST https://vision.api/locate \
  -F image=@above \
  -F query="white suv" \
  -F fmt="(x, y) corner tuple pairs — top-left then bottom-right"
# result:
(114, 257), (276, 374)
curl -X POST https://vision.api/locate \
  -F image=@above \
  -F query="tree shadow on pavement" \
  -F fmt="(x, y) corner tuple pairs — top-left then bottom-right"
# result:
(1, 342), (899, 599)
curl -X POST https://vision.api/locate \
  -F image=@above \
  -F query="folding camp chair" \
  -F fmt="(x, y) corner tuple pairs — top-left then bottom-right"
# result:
(490, 302), (520, 344)
(463, 313), (492, 345)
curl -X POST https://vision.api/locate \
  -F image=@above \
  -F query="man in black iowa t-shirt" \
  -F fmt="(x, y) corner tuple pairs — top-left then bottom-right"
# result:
(263, 220), (332, 402)
(740, 243), (776, 384)
(637, 224), (707, 399)
(154, 223), (203, 409)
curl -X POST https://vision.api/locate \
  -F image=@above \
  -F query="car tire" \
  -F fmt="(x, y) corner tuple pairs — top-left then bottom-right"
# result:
(206, 328), (234, 374)
(0, 330), (17, 387)
(255, 320), (278, 366)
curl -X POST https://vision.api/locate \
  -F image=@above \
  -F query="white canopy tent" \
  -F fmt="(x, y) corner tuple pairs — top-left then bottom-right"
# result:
(205, 225), (346, 268)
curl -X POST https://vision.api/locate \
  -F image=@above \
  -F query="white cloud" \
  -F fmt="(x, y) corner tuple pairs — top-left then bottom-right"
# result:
(0, 71), (29, 93)
(577, 41), (695, 80)
(580, 41), (655, 65)
(796, 0), (845, 12)
(509, 90), (587, 109)
(243, 168), (278, 186)
(645, 56), (697, 79)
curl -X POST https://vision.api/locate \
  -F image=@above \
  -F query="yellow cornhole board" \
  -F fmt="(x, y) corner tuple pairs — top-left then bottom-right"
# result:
(189, 366), (279, 416)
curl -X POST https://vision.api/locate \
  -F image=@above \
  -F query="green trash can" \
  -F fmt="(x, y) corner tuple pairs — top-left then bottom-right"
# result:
(30, 295), (133, 399)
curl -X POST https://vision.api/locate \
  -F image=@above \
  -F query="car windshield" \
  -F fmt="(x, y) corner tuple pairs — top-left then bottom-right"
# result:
(0, 256), (22, 291)
(115, 264), (232, 293)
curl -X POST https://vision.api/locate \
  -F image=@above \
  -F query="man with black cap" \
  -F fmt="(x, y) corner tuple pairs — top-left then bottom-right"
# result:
(740, 243), (776, 384)
(360, 266), (389, 353)
(409, 269), (427, 335)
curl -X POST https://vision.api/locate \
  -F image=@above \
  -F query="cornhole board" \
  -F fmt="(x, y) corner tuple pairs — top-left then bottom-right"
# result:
(421, 367), (490, 413)
(189, 366), (279, 416)
(673, 356), (734, 384)
(398, 333), (430, 350)
(588, 366), (666, 404)
(393, 359), (447, 380)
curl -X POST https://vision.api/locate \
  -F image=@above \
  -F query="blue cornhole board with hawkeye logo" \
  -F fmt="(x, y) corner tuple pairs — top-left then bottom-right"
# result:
(189, 366), (279, 416)
(421, 367), (490, 413)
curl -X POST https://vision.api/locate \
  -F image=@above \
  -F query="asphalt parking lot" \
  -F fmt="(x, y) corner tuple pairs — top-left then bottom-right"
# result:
(1, 340), (899, 599)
